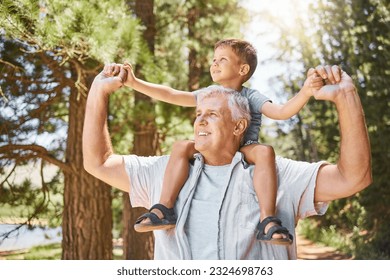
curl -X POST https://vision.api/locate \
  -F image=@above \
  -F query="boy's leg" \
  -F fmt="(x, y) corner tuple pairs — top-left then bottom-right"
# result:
(240, 143), (292, 245)
(134, 140), (197, 232)
(159, 140), (197, 208)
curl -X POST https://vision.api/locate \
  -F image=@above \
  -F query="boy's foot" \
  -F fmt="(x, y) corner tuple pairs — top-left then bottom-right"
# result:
(134, 204), (176, 232)
(256, 216), (293, 245)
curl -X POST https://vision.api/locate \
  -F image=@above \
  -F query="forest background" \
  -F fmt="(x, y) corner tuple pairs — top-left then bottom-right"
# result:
(0, 0), (388, 259)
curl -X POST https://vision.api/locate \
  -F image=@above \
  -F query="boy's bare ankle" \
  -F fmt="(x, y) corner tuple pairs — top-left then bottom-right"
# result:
(260, 214), (275, 222)
(159, 201), (174, 209)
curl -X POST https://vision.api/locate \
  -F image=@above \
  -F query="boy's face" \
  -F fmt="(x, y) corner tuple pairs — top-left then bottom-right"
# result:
(210, 46), (244, 88)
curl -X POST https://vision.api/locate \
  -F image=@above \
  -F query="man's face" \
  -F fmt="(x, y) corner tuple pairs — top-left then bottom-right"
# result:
(194, 94), (238, 164)
(210, 46), (242, 87)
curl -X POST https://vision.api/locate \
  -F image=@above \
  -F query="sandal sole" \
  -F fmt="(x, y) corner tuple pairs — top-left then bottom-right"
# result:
(258, 238), (293, 246)
(134, 223), (176, 233)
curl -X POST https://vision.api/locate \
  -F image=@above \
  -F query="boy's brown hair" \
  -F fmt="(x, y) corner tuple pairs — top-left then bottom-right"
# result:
(214, 38), (258, 83)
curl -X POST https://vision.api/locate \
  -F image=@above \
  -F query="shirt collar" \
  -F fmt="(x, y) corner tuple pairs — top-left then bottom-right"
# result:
(193, 151), (248, 168)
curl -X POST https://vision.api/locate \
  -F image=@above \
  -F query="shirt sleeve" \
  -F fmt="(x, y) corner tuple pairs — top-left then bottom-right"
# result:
(244, 88), (272, 114)
(122, 155), (169, 209)
(275, 156), (329, 219)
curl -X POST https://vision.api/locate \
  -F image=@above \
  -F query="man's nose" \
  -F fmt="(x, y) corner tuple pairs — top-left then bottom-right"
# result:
(196, 114), (207, 125)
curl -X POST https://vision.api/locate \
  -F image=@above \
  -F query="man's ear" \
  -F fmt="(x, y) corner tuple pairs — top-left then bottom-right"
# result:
(239, 64), (250, 76)
(233, 119), (248, 136)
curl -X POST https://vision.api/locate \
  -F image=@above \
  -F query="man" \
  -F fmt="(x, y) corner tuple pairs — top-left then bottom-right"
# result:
(83, 65), (372, 259)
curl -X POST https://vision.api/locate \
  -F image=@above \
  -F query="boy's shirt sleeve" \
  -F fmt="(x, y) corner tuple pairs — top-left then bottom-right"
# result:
(244, 87), (272, 114)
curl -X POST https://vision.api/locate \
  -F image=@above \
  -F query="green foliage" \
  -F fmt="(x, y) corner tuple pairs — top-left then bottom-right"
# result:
(299, 219), (354, 257)
(308, 0), (390, 259)
(264, 0), (389, 258)
(0, 0), (144, 242)
(0, 0), (142, 63)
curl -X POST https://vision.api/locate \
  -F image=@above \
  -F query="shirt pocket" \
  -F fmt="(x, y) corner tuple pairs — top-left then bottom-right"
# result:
(239, 187), (259, 230)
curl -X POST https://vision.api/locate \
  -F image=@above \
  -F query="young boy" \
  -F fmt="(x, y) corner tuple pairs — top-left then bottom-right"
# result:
(105, 38), (323, 245)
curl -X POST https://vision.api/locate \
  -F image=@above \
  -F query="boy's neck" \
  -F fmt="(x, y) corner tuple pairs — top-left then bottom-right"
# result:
(219, 81), (243, 92)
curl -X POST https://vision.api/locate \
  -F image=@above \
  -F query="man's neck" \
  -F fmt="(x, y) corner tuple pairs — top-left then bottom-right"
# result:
(202, 151), (237, 166)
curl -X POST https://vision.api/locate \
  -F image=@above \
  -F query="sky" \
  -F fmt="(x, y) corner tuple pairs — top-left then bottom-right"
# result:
(240, 0), (315, 130)
(241, 0), (314, 99)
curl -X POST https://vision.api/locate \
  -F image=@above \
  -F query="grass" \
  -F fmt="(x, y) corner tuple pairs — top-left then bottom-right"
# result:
(1, 243), (62, 260)
(297, 219), (354, 258)
(1, 243), (124, 260)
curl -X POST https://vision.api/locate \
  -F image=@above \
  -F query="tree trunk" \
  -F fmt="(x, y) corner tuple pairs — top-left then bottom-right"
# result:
(122, 0), (156, 260)
(62, 68), (113, 259)
(187, 6), (201, 91)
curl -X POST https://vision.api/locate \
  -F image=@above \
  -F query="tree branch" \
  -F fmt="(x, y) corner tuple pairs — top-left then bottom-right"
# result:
(0, 144), (71, 173)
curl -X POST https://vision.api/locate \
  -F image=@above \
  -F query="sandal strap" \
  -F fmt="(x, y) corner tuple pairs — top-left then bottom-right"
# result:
(265, 224), (289, 238)
(150, 203), (176, 221)
(257, 216), (282, 234)
(256, 216), (293, 242)
(135, 212), (161, 225)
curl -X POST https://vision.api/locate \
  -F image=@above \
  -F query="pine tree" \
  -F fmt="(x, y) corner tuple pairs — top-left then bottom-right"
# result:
(0, 0), (142, 259)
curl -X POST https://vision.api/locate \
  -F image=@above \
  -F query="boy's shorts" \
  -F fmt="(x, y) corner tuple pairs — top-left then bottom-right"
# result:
(241, 140), (260, 147)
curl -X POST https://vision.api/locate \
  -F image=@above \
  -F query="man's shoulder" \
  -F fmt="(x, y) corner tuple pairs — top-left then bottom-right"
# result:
(242, 155), (295, 170)
(122, 154), (170, 169)
(274, 156), (328, 178)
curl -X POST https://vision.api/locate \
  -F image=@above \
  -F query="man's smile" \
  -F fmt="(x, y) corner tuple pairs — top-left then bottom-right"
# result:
(198, 131), (210, 136)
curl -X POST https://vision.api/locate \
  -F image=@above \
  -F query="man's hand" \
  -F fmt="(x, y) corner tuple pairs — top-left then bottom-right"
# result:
(312, 65), (356, 103)
(94, 65), (127, 95)
(103, 62), (135, 88)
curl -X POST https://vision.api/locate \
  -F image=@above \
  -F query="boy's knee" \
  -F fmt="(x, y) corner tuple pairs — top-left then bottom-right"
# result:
(253, 144), (275, 159)
(172, 140), (196, 158)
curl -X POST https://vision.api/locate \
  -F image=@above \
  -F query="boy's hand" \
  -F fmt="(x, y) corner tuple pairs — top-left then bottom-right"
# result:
(303, 68), (324, 97)
(122, 62), (136, 88)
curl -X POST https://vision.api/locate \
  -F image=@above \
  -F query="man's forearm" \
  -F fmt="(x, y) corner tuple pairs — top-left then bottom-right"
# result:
(82, 71), (132, 192)
(335, 87), (372, 192)
(314, 67), (372, 202)
(82, 81), (113, 173)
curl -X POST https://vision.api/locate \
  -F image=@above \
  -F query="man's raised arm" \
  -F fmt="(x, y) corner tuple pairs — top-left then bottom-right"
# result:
(82, 68), (130, 192)
(314, 66), (372, 202)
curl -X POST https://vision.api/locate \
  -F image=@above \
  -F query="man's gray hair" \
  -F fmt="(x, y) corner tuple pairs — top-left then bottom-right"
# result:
(197, 85), (251, 123)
